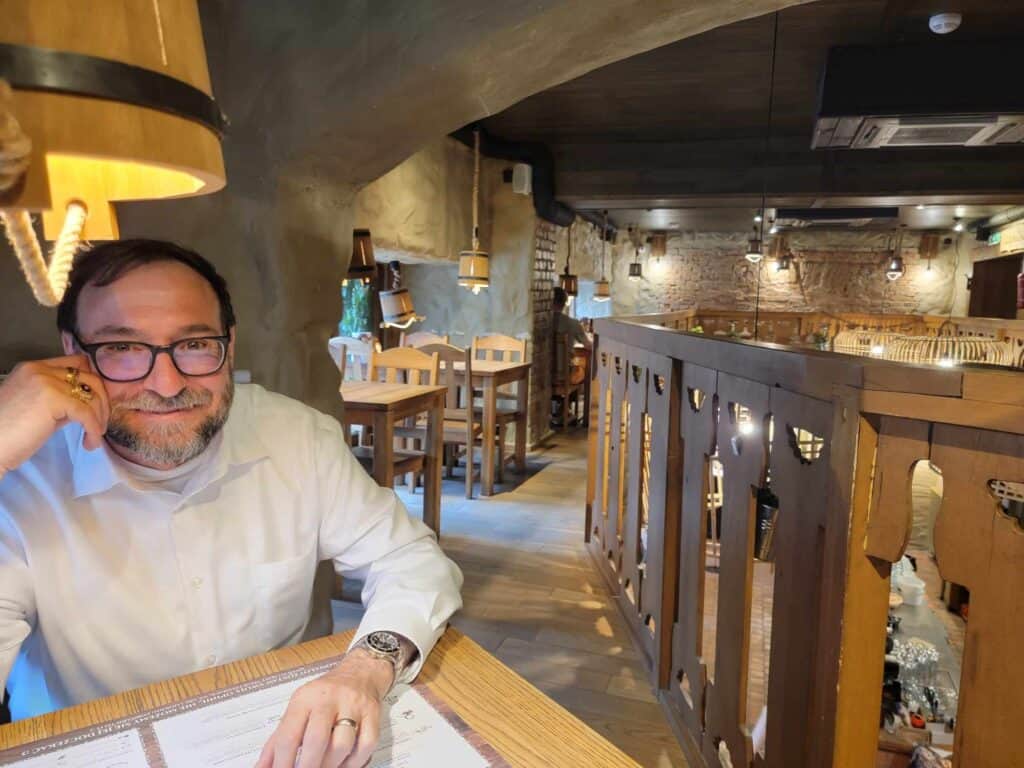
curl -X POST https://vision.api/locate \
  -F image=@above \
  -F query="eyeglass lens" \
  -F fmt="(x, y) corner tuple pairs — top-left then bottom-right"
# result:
(94, 339), (226, 381)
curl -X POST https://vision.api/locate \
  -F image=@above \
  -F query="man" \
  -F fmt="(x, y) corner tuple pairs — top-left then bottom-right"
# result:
(0, 239), (463, 768)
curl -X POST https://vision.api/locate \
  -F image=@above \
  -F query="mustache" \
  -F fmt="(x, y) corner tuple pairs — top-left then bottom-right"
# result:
(111, 388), (213, 414)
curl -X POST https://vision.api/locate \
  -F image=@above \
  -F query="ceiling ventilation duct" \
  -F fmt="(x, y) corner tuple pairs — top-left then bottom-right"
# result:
(774, 207), (900, 229)
(812, 41), (1024, 149)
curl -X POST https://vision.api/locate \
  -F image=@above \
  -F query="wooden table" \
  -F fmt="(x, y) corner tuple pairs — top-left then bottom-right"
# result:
(0, 629), (639, 767)
(456, 360), (531, 497)
(341, 381), (447, 533)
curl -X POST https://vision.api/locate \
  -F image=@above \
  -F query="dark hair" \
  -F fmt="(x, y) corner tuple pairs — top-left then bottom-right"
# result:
(56, 239), (236, 335)
(552, 286), (568, 309)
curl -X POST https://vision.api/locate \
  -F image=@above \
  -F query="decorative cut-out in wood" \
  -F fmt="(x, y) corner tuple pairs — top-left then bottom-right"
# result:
(988, 478), (1024, 530)
(688, 386), (706, 412)
(632, 364), (643, 383)
(677, 669), (695, 709)
(654, 374), (666, 395)
(787, 425), (825, 464)
(615, 356), (623, 375)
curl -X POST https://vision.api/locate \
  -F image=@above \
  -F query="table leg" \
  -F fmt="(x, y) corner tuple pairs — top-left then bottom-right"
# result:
(372, 412), (394, 489)
(515, 372), (528, 472)
(481, 377), (497, 496)
(423, 394), (443, 535)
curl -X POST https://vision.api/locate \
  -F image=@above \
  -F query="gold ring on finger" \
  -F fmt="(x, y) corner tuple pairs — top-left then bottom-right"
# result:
(70, 383), (94, 403)
(333, 717), (358, 730)
(65, 366), (80, 387)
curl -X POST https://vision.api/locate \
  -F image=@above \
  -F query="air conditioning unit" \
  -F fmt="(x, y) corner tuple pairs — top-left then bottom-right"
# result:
(812, 40), (1024, 149)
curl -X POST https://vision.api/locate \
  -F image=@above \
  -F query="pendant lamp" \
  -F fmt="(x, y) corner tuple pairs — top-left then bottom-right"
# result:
(380, 260), (423, 329)
(594, 210), (611, 302)
(885, 229), (906, 281)
(559, 220), (578, 298)
(345, 229), (376, 285)
(458, 129), (489, 294)
(0, 1), (226, 305)
(745, 231), (764, 264)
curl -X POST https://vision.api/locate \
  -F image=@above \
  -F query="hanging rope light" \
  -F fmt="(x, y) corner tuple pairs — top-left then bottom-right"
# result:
(745, 228), (764, 264)
(380, 260), (423, 329)
(594, 210), (611, 302)
(345, 228), (376, 286)
(752, 11), (780, 341)
(885, 229), (906, 281)
(458, 128), (489, 294)
(559, 219), (578, 297)
(628, 227), (643, 281)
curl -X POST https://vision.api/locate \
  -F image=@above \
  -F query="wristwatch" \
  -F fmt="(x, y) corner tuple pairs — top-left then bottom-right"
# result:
(350, 631), (409, 682)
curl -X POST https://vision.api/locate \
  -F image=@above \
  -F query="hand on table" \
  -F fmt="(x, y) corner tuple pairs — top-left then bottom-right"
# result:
(255, 648), (395, 768)
(0, 354), (110, 477)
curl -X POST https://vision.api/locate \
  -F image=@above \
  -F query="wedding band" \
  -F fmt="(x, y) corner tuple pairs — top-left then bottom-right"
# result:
(333, 717), (358, 730)
(70, 384), (94, 403)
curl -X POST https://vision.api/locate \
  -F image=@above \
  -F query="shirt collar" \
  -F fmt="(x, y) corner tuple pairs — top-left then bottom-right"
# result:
(67, 389), (271, 499)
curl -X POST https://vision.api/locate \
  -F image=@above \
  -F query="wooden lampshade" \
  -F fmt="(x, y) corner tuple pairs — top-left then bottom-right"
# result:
(649, 232), (667, 260)
(380, 288), (418, 329)
(458, 248), (489, 294)
(594, 278), (611, 301)
(348, 229), (376, 283)
(1, 0), (226, 239)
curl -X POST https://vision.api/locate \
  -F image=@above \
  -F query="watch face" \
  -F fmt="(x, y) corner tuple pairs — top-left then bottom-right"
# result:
(367, 631), (400, 654)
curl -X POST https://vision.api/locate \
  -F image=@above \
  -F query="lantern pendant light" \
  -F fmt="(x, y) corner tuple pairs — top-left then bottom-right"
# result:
(559, 219), (578, 298)
(885, 229), (906, 281)
(745, 229), (764, 264)
(458, 129), (489, 294)
(594, 210), (611, 302)
(628, 245), (643, 280)
(345, 228), (377, 286)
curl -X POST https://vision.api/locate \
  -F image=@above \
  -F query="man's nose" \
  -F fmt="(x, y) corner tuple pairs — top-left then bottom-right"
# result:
(145, 349), (188, 399)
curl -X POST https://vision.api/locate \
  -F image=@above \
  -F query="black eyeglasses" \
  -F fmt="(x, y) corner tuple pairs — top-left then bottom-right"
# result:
(73, 333), (230, 383)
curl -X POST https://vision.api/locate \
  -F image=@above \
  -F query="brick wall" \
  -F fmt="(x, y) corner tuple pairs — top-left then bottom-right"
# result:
(529, 220), (558, 445)
(609, 230), (969, 318)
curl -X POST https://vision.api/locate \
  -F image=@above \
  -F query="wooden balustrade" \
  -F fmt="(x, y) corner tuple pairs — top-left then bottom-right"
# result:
(585, 312), (1024, 768)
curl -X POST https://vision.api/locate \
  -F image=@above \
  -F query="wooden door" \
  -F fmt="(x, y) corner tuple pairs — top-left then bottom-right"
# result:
(968, 255), (1021, 319)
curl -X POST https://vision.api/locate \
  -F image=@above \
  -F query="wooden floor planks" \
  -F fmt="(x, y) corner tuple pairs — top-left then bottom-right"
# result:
(332, 430), (688, 767)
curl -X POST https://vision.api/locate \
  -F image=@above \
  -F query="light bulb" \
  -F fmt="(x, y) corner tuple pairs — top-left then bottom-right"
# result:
(472, 285), (481, 295)
(870, 345), (885, 356)
(915, 204), (926, 210)
(953, 219), (964, 233)
(754, 213), (763, 223)
(938, 357), (956, 368)
(738, 421), (755, 436)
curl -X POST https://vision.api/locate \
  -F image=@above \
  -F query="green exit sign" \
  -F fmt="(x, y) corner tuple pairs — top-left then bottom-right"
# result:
(988, 231), (1002, 246)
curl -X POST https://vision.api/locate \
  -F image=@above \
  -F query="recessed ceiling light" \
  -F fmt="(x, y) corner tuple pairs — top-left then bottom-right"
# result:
(915, 204), (926, 210)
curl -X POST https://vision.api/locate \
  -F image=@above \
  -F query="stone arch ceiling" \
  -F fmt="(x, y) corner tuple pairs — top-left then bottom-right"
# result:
(106, 0), (815, 409)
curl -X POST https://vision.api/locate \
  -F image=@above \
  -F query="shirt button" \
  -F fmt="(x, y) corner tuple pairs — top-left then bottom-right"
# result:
(191, 577), (203, 589)
(206, 654), (217, 666)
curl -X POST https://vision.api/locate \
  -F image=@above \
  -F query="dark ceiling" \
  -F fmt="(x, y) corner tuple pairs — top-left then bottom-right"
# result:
(478, 0), (1024, 226)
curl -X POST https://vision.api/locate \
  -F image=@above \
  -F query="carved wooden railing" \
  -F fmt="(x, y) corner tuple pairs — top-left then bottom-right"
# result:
(585, 312), (1024, 768)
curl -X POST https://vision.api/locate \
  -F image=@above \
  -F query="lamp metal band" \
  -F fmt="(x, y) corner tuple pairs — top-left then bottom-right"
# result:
(0, 43), (228, 136)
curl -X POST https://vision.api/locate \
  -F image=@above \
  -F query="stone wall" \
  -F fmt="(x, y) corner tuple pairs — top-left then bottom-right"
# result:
(607, 229), (975, 319)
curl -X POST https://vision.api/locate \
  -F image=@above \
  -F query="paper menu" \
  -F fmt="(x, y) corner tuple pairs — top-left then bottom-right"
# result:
(1, 663), (505, 768)
(2, 730), (147, 768)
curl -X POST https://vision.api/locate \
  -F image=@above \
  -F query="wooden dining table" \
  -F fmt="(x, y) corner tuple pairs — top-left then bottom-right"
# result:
(455, 359), (531, 497)
(341, 380), (447, 534)
(0, 629), (639, 767)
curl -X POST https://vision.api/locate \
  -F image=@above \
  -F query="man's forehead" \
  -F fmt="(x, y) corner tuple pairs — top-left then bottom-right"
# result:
(77, 261), (221, 335)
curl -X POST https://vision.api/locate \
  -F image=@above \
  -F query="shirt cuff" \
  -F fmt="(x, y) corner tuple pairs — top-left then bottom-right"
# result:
(347, 606), (444, 685)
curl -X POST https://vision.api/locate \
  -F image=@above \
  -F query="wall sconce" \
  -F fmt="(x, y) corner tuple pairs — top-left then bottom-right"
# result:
(0, 4), (226, 306)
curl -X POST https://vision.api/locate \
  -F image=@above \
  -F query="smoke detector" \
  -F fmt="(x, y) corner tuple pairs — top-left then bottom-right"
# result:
(929, 13), (962, 35)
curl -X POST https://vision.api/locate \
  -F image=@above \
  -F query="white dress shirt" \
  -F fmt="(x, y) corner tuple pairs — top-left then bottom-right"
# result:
(0, 383), (463, 721)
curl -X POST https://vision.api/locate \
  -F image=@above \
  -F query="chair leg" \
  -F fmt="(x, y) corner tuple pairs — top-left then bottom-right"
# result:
(496, 425), (506, 484)
(463, 442), (474, 499)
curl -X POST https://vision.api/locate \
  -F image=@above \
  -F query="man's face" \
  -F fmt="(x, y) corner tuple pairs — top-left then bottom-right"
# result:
(63, 261), (236, 469)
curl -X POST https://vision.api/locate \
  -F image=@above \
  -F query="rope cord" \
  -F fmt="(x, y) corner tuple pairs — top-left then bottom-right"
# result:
(753, 12), (780, 341)
(0, 78), (88, 307)
(471, 128), (480, 250)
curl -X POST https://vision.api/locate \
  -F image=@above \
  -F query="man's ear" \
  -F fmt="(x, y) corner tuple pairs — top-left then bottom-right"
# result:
(60, 331), (76, 356)
(227, 327), (236, 366)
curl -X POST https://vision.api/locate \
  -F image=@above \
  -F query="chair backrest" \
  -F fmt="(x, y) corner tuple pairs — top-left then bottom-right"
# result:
(369, 346), (440, 385)
(401, 330), (450, 348)
(471, 333), (527, 363)
(552, 331), (573, 385)
(418, 342), (472, 414)
(329, 335), (379, 381)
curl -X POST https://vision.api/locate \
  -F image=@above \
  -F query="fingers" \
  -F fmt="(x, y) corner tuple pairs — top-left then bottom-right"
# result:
(338, 711), (379, 768)
(268, 707), (309, 768)
(324, 719), (359, 768)
(295, 710), (334, 768)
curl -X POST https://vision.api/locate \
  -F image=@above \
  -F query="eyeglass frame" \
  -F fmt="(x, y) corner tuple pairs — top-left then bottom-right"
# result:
(71, 332), (232, 383)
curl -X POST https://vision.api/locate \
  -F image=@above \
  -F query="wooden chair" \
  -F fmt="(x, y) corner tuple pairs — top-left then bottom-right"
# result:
(401, 330), (450, 348)
(551, 331), (585, 429)
(353, 347), (441, 489)
(395, 343), (482, 498)
(471, 334), (528, 481)
(328, 335), (379, 382)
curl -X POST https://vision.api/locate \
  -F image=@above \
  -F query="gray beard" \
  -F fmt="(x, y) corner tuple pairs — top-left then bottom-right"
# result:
(105, 380), (234, 467)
